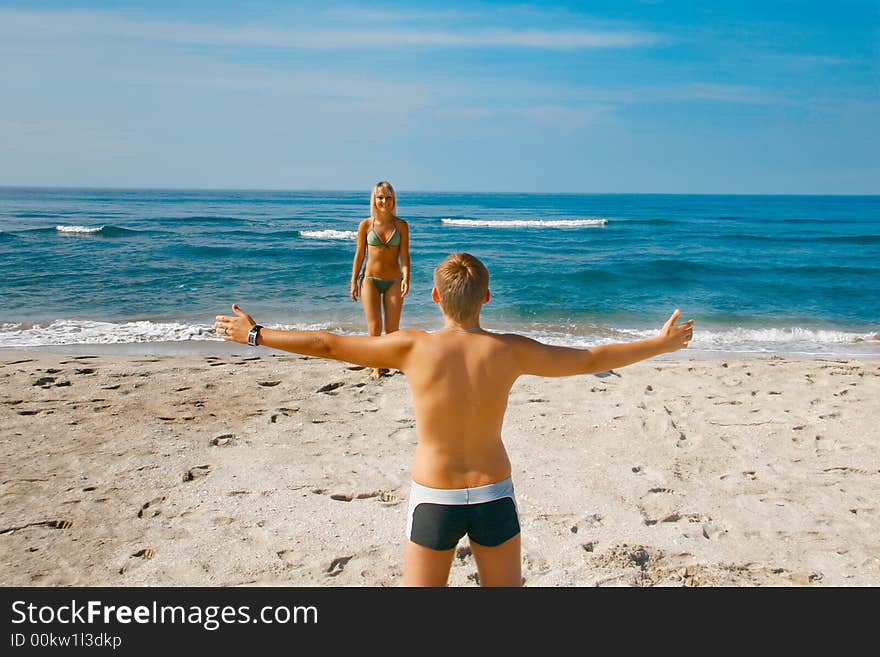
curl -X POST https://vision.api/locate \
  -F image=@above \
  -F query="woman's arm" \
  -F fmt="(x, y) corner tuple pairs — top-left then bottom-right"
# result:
(398, 220), (411, 297)
(350, 220), (368, 301)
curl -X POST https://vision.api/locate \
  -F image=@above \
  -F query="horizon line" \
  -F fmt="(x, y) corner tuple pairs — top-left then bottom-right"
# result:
(1, 185), (877, 198)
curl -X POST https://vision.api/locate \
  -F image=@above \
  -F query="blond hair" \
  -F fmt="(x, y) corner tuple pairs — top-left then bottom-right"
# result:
(369, 181), (396, 219)
(433, 253), (489, 322)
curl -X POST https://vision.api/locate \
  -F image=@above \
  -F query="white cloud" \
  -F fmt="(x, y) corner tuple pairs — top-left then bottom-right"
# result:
(0, 9), (661, 51)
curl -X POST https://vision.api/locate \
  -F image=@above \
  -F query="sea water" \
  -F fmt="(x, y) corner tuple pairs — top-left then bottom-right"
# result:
(1, 187), (878, 356)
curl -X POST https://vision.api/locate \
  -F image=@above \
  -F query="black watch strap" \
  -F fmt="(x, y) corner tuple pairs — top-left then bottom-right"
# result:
(247, 324), (263, 347)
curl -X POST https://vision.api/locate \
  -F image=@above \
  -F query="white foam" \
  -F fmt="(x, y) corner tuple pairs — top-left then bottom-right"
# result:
(517, 326), (879, 356)
(56, 225), (103, 234)
(0, 319), (356, 347)
(619, 326), (878, 345)
(1, 319), (877, 356)
(442, 218), (607, 228)
(0, 320), (210, 347)
(299, 229), (357, 240)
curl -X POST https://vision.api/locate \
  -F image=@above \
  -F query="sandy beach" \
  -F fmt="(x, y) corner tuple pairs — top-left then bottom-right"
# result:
(1, 348), (878, 587)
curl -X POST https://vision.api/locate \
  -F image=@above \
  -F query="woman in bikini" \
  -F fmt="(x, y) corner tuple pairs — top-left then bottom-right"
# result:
(350, 181), (411, 379)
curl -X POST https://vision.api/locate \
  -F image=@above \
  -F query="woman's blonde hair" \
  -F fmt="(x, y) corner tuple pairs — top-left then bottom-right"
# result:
(433, 253), (490, 322)
(370, 181), (396, 219)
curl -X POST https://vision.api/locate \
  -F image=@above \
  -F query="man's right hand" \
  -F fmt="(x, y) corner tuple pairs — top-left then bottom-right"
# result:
(658, 309), (694, 352)
(214, 304), (257, 344)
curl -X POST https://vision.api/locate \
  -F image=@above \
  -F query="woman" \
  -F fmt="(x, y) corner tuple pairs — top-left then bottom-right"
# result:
(350, 181), (411, 379)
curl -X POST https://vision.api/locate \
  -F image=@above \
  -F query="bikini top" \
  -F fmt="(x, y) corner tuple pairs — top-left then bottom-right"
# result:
(366, 219), (401, 248)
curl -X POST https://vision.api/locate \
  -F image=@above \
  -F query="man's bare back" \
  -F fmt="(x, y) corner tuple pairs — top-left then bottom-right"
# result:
(401, 328), (522, 489)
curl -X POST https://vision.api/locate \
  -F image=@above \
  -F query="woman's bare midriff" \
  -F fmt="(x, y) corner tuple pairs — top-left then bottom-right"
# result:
(363, 244), (401, 279)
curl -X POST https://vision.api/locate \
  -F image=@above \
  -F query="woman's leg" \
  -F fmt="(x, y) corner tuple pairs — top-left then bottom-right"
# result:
(403, 540), (456, 587)
(382, 279), (403, 334)
(468, 534), (522, 587)
(376, 280), (403, 377)
(360, 279), (384, 379)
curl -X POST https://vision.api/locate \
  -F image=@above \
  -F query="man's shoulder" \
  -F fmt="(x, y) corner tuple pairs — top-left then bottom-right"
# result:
(397, 328), (428, 337)
(387, 329), (429, 344)
(490, 331), (537, 346)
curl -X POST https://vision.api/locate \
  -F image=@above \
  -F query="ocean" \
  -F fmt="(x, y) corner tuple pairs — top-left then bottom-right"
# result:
(1, 187), (878, 357)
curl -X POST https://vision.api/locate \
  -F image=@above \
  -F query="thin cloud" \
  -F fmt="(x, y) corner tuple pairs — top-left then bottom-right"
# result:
(680, 83), (788, 105)
(0, 9), (662, 50)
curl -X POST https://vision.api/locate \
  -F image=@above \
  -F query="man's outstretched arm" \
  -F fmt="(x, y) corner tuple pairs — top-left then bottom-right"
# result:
(214, 304), (417, 370)
(514, 309), (694, 377)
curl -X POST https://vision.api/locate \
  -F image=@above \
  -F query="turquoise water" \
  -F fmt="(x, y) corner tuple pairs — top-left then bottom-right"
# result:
(1, 187), (878, 355)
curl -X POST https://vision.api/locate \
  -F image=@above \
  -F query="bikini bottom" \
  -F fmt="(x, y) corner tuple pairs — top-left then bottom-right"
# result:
(363, 276), (398, 294)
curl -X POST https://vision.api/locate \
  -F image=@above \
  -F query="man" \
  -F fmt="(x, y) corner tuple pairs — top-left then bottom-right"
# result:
(215, 253), (694, 586)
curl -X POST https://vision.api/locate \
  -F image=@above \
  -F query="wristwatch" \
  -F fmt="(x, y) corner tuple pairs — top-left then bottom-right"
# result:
(247, 324), (263, 347)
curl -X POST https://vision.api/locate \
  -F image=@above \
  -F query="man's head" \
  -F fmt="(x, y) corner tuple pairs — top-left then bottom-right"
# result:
(432, 253), (490, 323)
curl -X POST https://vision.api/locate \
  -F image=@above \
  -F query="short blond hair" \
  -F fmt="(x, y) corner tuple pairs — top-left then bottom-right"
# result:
(433, 253), (489, 322)
(370, 181), (396, 218)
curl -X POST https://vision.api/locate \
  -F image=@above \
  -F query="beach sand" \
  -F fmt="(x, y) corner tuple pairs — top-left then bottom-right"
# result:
(1, 349), (878, 587)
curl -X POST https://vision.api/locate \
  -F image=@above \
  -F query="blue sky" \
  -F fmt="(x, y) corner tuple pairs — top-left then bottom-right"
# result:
(1, 1), (877, 193)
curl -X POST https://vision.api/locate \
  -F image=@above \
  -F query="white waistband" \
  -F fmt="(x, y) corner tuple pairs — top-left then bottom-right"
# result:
(408, 477), (515, 506)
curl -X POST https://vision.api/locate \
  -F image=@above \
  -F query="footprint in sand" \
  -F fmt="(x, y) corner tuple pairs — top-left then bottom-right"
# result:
(183, 465), (212, 482)
(701, 522), (727, 540)
(643, 511), (700, 526)
(276, 549), (302, 566)
(118, 548), (156, 575)
(569, 513), (605, 533)
(0, 519), (72, 535)
(327, 556), (352, 576)
(47, 519), (73, 530)
(211, 434), (236, 447)
(270, 407), (299, 423)
(822, 466), (877, 476)
(258, 380), (281, 387)
(317, 381), (345, 394)
(378, 491), (400, 505)
(137, 496), (166, 518)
